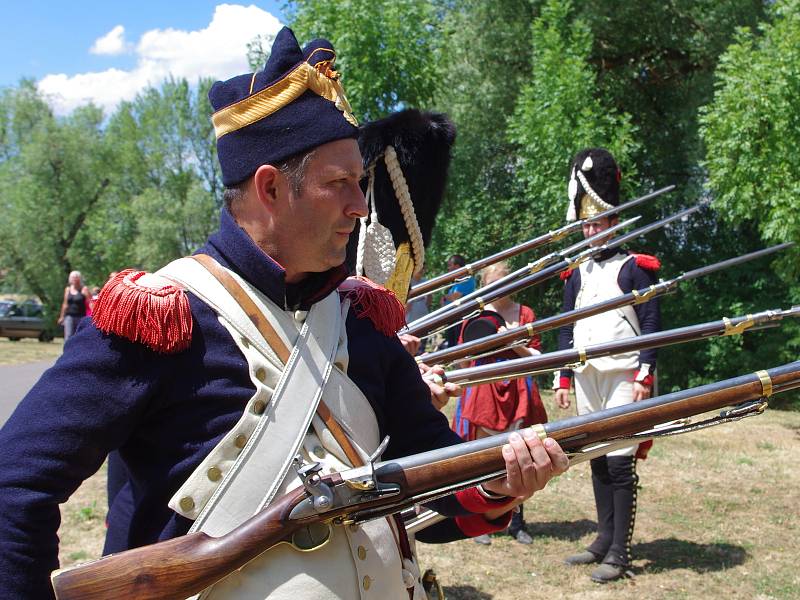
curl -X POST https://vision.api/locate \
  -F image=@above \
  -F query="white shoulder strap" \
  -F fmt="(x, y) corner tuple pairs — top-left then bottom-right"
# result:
(159, 256), (342, 535)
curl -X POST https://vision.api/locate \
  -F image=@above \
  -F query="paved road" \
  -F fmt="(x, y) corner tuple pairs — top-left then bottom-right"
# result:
(0, 360), (54, 426)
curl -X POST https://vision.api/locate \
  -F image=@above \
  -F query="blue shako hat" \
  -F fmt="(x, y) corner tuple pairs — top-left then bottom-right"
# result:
(209, 27), (359, 186)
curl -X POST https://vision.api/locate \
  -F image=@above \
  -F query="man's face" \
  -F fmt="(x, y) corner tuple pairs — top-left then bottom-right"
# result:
(582, 216), (618, 247)
(272, 138), (367, 281)
(446, 259), (458, 271)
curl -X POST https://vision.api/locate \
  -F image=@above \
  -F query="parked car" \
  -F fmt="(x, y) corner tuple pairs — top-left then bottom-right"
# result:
(0, 300), (53, 342)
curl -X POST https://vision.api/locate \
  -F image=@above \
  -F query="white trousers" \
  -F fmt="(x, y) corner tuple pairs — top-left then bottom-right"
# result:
(574, 365), (636, 457)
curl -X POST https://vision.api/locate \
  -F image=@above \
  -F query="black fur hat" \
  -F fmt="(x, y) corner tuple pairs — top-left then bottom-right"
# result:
(358, 109), (455, 246)
(346, 110), (456, 288)
(566, 147), (621, 221)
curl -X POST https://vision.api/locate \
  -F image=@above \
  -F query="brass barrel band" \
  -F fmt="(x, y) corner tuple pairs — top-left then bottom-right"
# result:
(755, 370), (773, 398)
(529, 424), (547, 441)
(633, 285), (658, 304)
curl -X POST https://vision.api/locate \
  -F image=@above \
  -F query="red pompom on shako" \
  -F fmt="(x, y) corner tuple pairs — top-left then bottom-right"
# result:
(560, 269), (575, 281)
(92, 269), (193, 354)
(338, 276), (406, 337)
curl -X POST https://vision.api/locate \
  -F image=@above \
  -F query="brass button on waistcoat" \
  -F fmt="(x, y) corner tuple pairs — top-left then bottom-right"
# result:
(253, 400), (267, 415)
(179, 496), (195, 512)
(207, 466), (222, 482)
(255, 367), (267, 382)
(362, 575), (372, 590)
(234, 434), (248, 449)
(357, 545), (367, 560)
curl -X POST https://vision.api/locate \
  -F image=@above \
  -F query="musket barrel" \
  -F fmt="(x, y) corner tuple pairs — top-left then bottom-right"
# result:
(407, 223), (580, 299)
(379, 361), (800, 498)
(419, 281), (674, 365)
(418, 242), (793, 366)
(405, 205), (701, 338)
(407, 184), (676, 300)
(408, 218), (637, 332)
(441, 309), (796, 386)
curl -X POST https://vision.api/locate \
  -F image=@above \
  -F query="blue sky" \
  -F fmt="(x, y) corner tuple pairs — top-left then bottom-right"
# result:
(2, 2), (287, 113)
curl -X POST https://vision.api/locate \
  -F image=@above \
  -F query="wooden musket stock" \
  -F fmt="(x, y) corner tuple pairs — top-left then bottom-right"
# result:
(51, 360), (800, 600)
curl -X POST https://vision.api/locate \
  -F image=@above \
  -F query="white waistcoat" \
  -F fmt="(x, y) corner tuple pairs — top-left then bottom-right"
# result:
(572, 253), (640, 373)
(160, 260), (423, 600)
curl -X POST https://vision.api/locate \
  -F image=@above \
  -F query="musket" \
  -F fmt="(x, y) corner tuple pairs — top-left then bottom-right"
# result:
(419, 242), (795, 366)
(436, 306), (800, 387)
(410, 217), (638, 330)
(407, 184), (676, 300)
(404, 204), (703, 338)
(51, 360), (800, 600)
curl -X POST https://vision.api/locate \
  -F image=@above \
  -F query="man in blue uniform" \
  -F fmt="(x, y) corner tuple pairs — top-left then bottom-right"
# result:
(554, 148), (661, 583)
(0, 28), (567, 600)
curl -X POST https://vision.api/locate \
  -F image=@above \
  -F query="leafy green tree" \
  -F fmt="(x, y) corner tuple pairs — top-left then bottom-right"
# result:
(246, 33), (275, 71)
(427, 0), (538, 271)
(106, 77), (221, 270)
(508, 0), (640, 226)
(700, 0), (800, 276)
(690, 0), (800, 407)
(287, 0), (441, 121)
(0, 82), (116, 314)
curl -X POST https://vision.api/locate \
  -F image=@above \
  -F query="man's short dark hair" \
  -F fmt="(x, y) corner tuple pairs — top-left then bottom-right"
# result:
(448, 254), (467, 267)
(222, 147), (318, 212)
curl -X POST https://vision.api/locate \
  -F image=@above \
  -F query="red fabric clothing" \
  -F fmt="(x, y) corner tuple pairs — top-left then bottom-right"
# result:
(452, 305), (548, 441)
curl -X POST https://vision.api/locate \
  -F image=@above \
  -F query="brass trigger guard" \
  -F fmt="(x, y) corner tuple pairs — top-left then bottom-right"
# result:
(289, 521), (333, 552)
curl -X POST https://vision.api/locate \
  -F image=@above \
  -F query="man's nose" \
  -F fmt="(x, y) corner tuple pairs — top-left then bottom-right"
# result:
(347, 183), (368, 219)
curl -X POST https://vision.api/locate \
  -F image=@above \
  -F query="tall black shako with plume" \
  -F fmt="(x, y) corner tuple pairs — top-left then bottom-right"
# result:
(566, 148), (621, 222)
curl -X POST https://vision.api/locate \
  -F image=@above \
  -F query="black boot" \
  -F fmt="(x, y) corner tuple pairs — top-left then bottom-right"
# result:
(566, 457), (613, 566)
(604, 455), (638, 568)
(586, 456), (614, 558)
(509, 505), (532, 544)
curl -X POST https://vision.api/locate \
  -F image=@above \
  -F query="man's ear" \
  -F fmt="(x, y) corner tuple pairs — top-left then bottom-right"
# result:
(253, 164), (282, 211)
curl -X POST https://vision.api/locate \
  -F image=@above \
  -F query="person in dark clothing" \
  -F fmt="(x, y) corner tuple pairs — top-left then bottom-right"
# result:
(57, 270), (91, 340)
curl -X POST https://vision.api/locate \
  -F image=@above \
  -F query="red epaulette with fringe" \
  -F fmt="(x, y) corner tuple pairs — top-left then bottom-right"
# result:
(92, 269), (193, 354)
(633, 253), (661, 271)
(560, 269), (574, 281)
(338, 276), (406, 337)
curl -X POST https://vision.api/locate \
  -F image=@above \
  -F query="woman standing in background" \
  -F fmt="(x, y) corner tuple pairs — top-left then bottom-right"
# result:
(452, 260), (548, 544)
(57, 270), (91, 340)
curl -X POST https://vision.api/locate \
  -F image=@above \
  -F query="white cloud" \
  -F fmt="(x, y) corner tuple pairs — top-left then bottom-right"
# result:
(38, 4), (282, 115)
(90, 25), (128, 56)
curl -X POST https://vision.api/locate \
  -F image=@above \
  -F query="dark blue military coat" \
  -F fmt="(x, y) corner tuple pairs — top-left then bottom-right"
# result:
(0, 208), (470, 599)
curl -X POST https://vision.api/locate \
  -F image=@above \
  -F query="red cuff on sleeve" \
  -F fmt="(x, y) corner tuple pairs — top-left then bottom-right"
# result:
(558, 376), (572, 390)
(455, 511), (513, 537)
(455, 486), (515, 514)
(634, 372), (654, 387)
